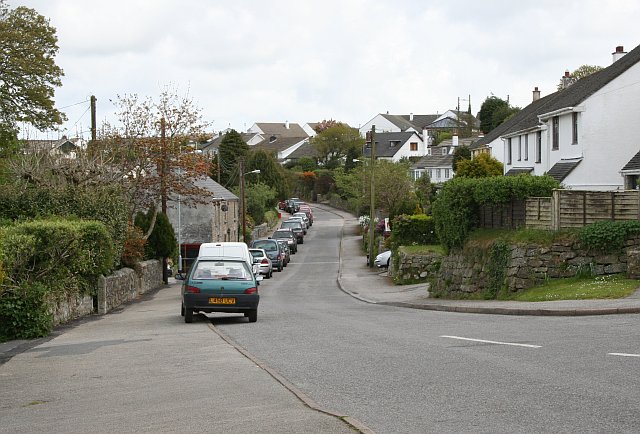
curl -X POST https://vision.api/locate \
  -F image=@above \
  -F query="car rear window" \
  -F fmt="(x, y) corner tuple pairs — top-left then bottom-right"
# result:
(191, 260), (251, 280)
(253, 240), (278, 251)
(273, 231), (291, 238)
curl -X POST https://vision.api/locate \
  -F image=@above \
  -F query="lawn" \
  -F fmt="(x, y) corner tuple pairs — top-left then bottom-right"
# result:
(500, 275), (640, 302)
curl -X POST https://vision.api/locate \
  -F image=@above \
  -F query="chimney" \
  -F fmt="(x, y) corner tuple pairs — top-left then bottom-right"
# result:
(409, 113), (414, 121)
(532, 86), (541, 102)
(452, 135), (459, 147)
(285, 120), (289, 129)
(561, 70), (572, 89)
(612, 45), (627, 63)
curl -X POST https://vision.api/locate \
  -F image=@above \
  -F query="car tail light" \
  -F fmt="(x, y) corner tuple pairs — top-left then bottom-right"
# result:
(185, 285), (200, 293)
(261, 258), (269, 264)
(244, 287), (257, 294)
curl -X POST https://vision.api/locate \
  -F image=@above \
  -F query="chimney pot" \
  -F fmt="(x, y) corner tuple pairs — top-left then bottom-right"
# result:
(612, 45), (627, 63)
(564, 70), (571, 77)
(532, 86), (541, 102)
(409, 112), (414, 121)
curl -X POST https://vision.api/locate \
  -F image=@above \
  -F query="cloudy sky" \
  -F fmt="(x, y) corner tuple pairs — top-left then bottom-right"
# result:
(10, 0), (640, 139)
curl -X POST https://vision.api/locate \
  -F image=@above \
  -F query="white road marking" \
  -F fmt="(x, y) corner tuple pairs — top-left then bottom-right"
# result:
(440, 335), (542, 348)
(608, 353), (640, 358)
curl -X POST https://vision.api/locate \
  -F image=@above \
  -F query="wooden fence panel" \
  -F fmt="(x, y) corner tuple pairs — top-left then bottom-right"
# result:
(479, 200), (526, 229)
(525, 197), (552, 229)
(526, 190), (640, 230)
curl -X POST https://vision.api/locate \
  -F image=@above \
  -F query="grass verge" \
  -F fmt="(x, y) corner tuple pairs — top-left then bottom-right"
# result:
(499, 275), (640, 302)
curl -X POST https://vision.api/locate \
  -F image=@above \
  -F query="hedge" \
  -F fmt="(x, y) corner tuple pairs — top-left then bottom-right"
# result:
(390, 214), (437, 247)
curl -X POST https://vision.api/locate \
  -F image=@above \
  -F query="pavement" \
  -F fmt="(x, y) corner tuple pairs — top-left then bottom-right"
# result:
(326, 205), (640, 317)
(2, 204), (640, 434)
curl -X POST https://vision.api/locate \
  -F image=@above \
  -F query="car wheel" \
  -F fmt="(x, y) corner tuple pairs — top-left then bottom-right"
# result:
(269, 269), (273, 278)
(247, 309), (257, 323)
(387, 258), (390, 268)
(181, 303), (185, 317)
(299, 239), (304, 244)
(184, 307), (193, 323)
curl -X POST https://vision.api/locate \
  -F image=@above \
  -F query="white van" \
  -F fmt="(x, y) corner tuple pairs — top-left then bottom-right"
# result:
(197, 242), (257, 274)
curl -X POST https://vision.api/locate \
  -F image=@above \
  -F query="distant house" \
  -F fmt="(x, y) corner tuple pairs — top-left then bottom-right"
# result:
(363, 131), (426, 162)
(21, 136), (85, 159)
(410, 136), (476, 183)
(246, 121), (310, 161)
(472, 44), (640, 191)
(165, 177), (240, 269)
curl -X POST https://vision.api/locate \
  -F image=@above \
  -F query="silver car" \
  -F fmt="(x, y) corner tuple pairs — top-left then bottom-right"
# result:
(249, 248), (273, 278)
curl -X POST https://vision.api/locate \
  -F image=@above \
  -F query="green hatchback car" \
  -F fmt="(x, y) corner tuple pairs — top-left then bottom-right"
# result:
(178, 258), (261, 323)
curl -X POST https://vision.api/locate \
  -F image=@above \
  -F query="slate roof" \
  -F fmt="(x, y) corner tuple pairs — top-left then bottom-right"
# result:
(505, 167), (534, 176)
(411, 154), (454, 169)
(252, 136), (308, 154)
(546, 159), (582, 182)
(621, 150), (640, 172)
(472, 43), (640, 148)
(254, 122), (308, 138)
(286, 141), (317, 159)
(193, 176), (238, 201)
(362, 132), (418, 158)
(200, 133), (254, 152)
(380, 114), (439, 131)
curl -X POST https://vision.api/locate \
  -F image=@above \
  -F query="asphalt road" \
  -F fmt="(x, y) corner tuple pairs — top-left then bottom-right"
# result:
(216, 206), (640, 433)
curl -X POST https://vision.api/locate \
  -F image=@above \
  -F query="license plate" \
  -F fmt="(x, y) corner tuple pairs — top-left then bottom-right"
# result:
(209, 297), (236, 305)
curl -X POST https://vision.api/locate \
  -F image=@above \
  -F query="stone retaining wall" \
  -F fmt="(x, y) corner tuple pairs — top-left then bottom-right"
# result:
(391, 250), (443, 284)
(97, 260), (162, 314)
(431, 236), (640, 297)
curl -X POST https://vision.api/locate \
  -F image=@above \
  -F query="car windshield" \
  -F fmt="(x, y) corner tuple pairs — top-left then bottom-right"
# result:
(253, 241), (278, 252)
(282, 221), (301, 229)
(272, 231), (291, 238)
(191, 260), (251, 280)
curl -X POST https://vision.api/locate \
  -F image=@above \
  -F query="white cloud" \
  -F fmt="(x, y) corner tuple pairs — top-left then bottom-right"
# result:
(9, 0), (640, 138)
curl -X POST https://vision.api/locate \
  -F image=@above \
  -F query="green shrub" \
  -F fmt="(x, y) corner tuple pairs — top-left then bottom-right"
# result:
(432, 175), (559, 252)
(1, 219), (114, 296)
(482, 240), (511, 299)
(0, 185), (128, 268)
(390, 214), (437, 247)
(0, 283), (52, 342)
(579, 220), (640, 252)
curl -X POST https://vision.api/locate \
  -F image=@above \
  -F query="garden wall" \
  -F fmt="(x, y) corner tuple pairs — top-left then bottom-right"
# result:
(431, 236), (640, 297)
(391, 249), (443, 284)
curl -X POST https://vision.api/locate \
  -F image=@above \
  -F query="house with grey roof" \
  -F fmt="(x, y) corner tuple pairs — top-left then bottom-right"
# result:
(473, 44), (640, 190)
(410, 135), (477, 183)
(21, 136), (85, 159)
(165, 177), (240, 268)
(246, 121), (309, 160)
(362, 131), (426, 162)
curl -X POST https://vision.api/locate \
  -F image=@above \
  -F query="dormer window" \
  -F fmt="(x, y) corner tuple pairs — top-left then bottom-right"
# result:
(441, 148), (447, 156)
(269, 135), (277, 143)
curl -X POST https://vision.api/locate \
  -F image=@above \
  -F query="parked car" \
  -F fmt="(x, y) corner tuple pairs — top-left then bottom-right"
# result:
(281, 220), (304, 244)
(298, 205), (313, 225)
(249, 248), (273, 278)
(250, 239), (285, 271)
(271, 228), (298, 253)
(275, 240), (290, 266)
(179, 257), (261, 323)
(292, 212), (310, 229)
(374, 250), (391, 268)
(285, 198), (300, 214)
(287, 216), (307, 233)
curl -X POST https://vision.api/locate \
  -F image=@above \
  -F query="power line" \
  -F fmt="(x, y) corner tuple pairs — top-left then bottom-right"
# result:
(59, 99), (90, 110)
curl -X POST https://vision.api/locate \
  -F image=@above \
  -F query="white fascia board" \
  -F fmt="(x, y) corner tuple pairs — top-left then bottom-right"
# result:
(538, 107), (574, 121)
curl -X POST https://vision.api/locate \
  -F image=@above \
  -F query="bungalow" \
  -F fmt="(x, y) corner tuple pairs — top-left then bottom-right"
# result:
(362, 131), (426, 162)
(472, 44), (640, 191)
(165, 177), (240, 270)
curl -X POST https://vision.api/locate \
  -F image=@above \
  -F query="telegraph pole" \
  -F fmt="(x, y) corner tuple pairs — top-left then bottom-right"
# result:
(90, 95), (97, 142)
(239, 157), (246, 243)
(160, 117), (168, 284)
(368, 125), (376, 268)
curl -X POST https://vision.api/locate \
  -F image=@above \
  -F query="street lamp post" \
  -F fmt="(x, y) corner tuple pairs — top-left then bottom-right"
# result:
(367, 125), (376, 268)
(239, 158), (260, 243)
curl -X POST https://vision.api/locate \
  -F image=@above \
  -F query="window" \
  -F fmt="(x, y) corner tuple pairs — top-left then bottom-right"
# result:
(572, 112), (578, 145)
(410, 142), (418, 151)
(436, 168), (441, 179)
(441, 148), (447, 155)
(427, 148), (432, 155)
(524, 134), (529, 161)
(427, 169), (433, 178)
(444, 168), (450, 179)
(536, 131), (542, 163)
(552, 116), (559, 150)
(507, 138), (512, 165)
(517, 136), (522, 161)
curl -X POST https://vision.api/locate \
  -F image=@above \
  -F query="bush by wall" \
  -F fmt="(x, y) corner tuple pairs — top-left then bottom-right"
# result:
(432, 175), (559, 252)
(579, 220), (640, 253)
(390, 214), (437, 247)
(1, 218), (114, 297)
(0, 282), (52, 341)
(0, 185), (128, 268)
